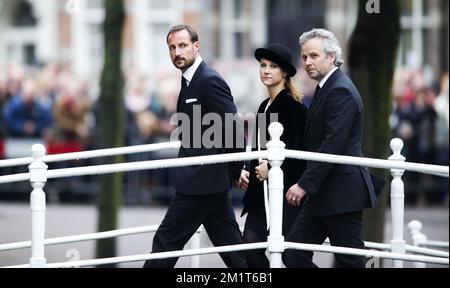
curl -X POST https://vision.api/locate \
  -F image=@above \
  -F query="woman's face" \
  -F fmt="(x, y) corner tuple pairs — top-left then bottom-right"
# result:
(259, 58), (286, 88)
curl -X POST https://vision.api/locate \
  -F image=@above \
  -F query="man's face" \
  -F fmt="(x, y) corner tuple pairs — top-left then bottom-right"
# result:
(167, 29), (199, 72)
(301, 38), (336, 82)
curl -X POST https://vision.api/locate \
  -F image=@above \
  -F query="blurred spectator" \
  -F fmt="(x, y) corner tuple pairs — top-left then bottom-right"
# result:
(37, 62), (61, 107)
(3, 78), (52, 138)
(124, 71), (160, 144)
(122, 71), (159, 204)
(433, 72), (449, 203)
(152, 75), (178, 140)
(415, 87), (437, 164)
(390, 68), (447, 205)
(1, 64), (26, 136)
(434, 72), (449, 152)
(7, 63), (26, 99)
(52, 79), (92, 145)
(0, 75), (8, 137)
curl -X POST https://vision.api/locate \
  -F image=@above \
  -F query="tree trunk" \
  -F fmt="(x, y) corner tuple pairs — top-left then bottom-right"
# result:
(96, 0), (125, 267)
(348, 0), (401, 246)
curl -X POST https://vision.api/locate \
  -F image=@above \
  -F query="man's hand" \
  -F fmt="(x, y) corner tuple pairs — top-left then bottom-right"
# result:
(286, 184), (307, 207)
(236, 170), (250, 190)
(255, 160), (268, 182)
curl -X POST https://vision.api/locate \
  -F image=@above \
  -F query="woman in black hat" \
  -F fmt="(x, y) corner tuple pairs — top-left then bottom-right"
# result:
(237, 43), (307, 267)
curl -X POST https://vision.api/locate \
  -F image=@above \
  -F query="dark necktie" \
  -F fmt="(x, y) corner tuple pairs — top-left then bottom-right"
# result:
(310, 84), (321, 108)
(314, 84), (321, 98)
(177, 77), (188, 111)
(181, 77), (188, 93)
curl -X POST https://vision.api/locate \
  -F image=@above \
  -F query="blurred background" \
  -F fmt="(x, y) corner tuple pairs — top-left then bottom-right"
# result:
(0, 0), (448, 206)
(0, 0), (448, 268)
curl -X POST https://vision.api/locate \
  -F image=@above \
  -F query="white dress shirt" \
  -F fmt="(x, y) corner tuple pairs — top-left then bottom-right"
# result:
(319, 67), (338, 88)
(182, 56), (203, 86)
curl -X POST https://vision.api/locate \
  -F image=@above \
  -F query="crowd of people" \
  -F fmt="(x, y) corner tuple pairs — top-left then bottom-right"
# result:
(0, 47), (448, 206)
(0, 62), (178, 145)
(390, 69), (449, 204)
(0, 62), (178, 203)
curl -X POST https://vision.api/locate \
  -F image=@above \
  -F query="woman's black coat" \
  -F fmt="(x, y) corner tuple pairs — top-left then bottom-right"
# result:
(242, 89), (307, 234)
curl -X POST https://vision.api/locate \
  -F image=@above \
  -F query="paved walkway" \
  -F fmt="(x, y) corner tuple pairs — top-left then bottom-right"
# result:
(0, 203), (448, 268)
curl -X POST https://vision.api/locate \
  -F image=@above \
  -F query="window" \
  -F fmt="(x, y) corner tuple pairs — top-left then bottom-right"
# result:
(151, 23), (172, 66)
(89, 24), (104, 73)
(399, 0), (433, 69)
(150, 0), (171, 10)
(220, 0), (253, 59)
(24, 44), (36, 66)
(13, 0), (37, 27)
(87, 0), (103, 9)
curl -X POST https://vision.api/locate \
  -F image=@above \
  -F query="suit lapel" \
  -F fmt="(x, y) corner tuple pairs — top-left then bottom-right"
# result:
(304, 88), (323, 132)
(176, 90), (183, 112)
(177, 61), (206, 112)
(185, 61), (206, 96)
(304, 69), (343, 138)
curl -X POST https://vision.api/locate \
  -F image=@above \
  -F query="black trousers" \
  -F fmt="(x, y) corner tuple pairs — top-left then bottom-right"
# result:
(242, 211), (270, 268)
(283, 207), (366, 268)
(143, 192), (247, 268)
(242, 202), (300, 268)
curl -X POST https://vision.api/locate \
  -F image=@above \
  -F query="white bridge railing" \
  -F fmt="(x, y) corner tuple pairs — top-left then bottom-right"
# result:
(0, 122), (448, 268)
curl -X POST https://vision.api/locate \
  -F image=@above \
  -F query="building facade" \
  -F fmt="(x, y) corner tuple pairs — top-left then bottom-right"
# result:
(0, 0), (448, 98)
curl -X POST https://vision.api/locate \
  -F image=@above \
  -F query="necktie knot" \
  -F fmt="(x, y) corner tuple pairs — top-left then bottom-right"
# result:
(308, 84), (321, 109)
(314, 85), (321, 98)
(181, 77), (188, 90)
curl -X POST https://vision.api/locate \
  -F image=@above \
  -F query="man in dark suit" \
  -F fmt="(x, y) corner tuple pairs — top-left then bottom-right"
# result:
(284, 28), (377, 268)
(143, 25), (246, 268)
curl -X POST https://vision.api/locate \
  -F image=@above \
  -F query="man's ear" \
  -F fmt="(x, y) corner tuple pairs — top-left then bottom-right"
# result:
(194, 41), (200, 53)
(328, 53), (336, 65)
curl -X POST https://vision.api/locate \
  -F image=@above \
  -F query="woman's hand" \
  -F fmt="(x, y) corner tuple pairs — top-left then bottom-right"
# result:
(237, 170), (250, 190)
(255, 160), (268, 182)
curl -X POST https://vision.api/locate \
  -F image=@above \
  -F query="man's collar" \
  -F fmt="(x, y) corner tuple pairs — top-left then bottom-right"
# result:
(183, 56), (203, 85)
(319, 67), (338, 88)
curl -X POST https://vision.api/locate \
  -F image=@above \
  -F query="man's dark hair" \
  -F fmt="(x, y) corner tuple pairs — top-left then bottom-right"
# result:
(166, 24), (199, 43)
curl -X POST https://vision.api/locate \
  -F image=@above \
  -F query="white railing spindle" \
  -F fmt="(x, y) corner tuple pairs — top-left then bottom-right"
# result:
(389, 138), (406, 268)
(267, 122), (286, 268)
(408, 220), (427, 268)
(28, 144), (48, 268)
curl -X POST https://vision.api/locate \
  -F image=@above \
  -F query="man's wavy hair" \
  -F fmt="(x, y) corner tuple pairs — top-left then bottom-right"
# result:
(166, 24), (199, 44)
(299, 28), (344, 67)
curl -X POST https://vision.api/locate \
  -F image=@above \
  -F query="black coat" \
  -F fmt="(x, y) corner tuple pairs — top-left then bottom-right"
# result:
(242, 89), (307, 233)
(173, 61), (244, 195)
(298, 69), (377, 217)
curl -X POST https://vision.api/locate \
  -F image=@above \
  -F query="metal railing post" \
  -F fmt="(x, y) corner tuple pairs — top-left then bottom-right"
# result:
(267, 122), (286, 268)
(407, 220), (427, 268)
(388, 138), (406, 268)
(28, 144), (48, 268)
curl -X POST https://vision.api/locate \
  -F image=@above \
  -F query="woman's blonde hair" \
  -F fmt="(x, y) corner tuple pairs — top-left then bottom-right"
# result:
(285, 77), (304, 103)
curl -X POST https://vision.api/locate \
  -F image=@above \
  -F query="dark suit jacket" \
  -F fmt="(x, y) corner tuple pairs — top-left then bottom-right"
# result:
(298, 69), (377, 217)
(242, 90), (307, 232)
(174, 61), (244, 195)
